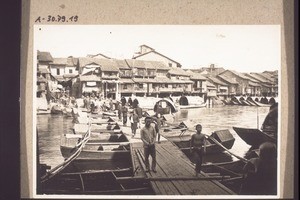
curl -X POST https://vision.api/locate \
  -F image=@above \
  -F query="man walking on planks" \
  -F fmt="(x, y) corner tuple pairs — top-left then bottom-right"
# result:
(140, 117), (157, 173)
(190, 124), (207, 177)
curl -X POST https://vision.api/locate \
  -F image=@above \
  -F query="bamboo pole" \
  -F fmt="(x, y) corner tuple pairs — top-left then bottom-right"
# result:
(205, 135), (248, 163)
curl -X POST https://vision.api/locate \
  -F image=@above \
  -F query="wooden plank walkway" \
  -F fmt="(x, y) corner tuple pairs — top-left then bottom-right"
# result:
(132, 141), (235, 195)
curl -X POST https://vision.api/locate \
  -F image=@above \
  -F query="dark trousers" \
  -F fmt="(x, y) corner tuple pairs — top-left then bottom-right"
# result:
(123, 114), (127, 125)
(144, 145), (156, 170)
(192, 148), (203, 173)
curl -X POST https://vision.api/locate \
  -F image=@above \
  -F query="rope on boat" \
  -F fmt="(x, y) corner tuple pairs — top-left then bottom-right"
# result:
(205, 134), (248, 163)
(40, 119), (92, 183)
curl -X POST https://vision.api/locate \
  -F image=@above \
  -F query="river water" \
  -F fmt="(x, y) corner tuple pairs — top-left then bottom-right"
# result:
(37, 105), (270, 168)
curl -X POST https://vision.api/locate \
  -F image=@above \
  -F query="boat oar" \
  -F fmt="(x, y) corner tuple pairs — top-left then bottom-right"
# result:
(41, 122), (92, 182)
(205, 134), (248, 163)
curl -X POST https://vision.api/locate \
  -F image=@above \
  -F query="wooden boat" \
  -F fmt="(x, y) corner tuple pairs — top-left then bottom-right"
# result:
(233, 103), (277, 147)
(73, 123), (121, 135)
(173, 95), (207, 109)
(154, 98), (178, 114)
(246, 97), (272, 107)
(178, 101), (207, 109)
(202, 160), (245, 194)
(161, 123), (235, 155)
(230, 97), (242, 105)
(39, 140), (153, 195)
(60, 132), (131, 166)
(233, 127), (276, 147)
(221, 99), (232, 105)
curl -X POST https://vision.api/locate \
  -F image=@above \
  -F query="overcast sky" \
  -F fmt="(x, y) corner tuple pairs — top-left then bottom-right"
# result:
(34, 25), (280, 73)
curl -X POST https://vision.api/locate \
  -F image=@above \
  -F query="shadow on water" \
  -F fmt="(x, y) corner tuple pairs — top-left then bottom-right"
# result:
(37, 105), (270, 167)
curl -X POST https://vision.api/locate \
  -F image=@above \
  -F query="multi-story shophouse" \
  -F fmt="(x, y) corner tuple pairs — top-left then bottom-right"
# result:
(207, 76), (229, 100)
(242, 73), (262, 96)
(99, 59), (119, 99)
(125, 59), (157, 97)
(115, 59), (134, 98)
(216, 74), (238, 96)
(75, 57), (119, 98)
(185, 70), (207, 96)
(245, 73), (273, 96)
(218, 70), (251, 96)
(49, 57), (79, 95)
(147, 61), (171, 97)
(76, 57), (102, 97)
(37, 51), (54, 98)
(256, 72), (278, 96)
(166, 68), (193, 96)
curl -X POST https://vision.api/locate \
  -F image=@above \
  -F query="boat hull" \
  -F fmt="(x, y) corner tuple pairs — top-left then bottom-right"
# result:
(39, 161), (153, 195)
(173, 138), (235, 155)
(233, 127), (276, 147)
(162, 129), (235, 155)
(60, 145), (131, 160)
(178, 102), (207, 109)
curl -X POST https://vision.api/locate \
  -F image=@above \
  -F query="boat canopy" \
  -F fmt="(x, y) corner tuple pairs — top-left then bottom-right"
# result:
(175, 95), (205, 106)
(154, 98), (178, 114)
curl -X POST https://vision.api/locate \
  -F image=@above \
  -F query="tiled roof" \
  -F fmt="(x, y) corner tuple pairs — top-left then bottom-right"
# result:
(248, 73), (269, 83)
(51, 58), (68, 65)
(125, 59), (147, 69)
(98, 59), (119, 72)
(114, 59), (130, 69)
(132, 78), (155, 83)
(199, 67), (225, 76)
(257, 73), (275, 82)
(67, 57), (78, 66)
(243, 73), (260, 83)
(228, 70), (249, 80)
(217, 74), (238, 84)
(206, 81), (216, 88)
(249, 81), (261, 87)
(148, 61), (169, 70)
(37, 51), (53, 62)
(168, 68), (190, 76)
(78, 57), (119, 72)
(132, 50), (181, 66)
(185, 70), (207, 80)
(86, 53), (111, 59)
(126, 59), (169, 70)
(207, 76), (228, 86)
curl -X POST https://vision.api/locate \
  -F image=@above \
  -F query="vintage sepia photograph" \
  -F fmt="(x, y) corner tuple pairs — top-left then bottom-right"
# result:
(33, 25), (280, 198)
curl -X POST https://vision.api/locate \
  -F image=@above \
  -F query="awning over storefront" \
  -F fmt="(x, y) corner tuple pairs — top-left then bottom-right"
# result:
(82, 87), (100, 92)
(102, 80), (119, 83)
(119, 78), (134, 84)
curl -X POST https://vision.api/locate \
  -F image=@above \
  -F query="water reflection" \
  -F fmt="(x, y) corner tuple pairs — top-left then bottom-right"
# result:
(37, 105), (270, 167)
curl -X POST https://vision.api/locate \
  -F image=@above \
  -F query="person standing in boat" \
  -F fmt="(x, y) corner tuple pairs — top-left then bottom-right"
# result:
(190, 124), (207, 177)
(140, 117), (157, 173)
